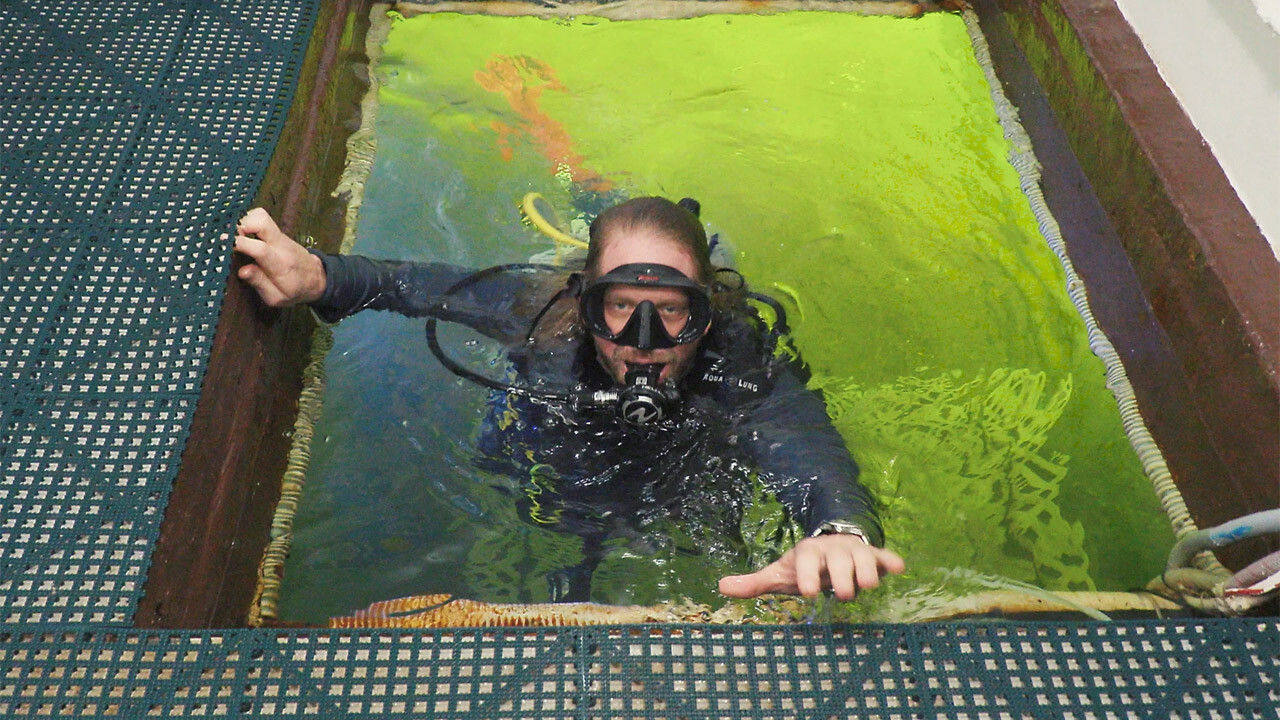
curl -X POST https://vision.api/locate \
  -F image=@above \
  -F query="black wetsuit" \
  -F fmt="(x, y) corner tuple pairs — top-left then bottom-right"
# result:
(309, 252), (883, 597)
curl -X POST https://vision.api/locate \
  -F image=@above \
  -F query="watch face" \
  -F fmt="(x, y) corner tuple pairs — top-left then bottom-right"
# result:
(817, 522), (869, 543)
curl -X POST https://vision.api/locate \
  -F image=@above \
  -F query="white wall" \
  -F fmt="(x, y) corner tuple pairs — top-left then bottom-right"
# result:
(1113, 0), (1280, 257)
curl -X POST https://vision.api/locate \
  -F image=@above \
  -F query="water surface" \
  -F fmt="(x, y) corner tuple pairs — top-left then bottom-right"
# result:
(277, 11), (1174, 622)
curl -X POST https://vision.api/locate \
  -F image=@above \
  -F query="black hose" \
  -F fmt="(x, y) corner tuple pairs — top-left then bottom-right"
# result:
(424, 263), (578, 404)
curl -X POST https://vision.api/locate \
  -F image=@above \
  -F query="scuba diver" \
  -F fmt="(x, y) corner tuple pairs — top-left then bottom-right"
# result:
(232, 197), (905, 603)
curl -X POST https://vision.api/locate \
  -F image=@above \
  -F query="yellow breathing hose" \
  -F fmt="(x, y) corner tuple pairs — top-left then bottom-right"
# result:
(522, 192), (588, 250)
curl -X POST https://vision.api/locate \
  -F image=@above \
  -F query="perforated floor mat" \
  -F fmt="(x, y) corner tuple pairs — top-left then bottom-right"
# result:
(1, 621), (1275, 718)
(0, 0), (318, 624)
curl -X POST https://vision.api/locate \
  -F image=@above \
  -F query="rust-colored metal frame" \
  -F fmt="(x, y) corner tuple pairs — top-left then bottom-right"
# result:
(136, 0), (376, 628)
(977, 0), (1278, 571)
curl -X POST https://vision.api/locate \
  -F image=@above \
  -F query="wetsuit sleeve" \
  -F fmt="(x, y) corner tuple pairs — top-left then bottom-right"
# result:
(307, 251), (528, 341)
(739, 365), (885, 546)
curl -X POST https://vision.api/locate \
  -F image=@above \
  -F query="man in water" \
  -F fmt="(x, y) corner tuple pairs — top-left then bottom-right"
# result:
(233, 198), (904, 602)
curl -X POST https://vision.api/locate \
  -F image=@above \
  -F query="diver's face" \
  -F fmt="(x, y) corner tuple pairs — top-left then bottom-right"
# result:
(591, 230), (705, 385)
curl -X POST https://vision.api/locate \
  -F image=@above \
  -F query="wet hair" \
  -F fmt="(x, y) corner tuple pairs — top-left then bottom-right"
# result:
(584, 197), (715, 284)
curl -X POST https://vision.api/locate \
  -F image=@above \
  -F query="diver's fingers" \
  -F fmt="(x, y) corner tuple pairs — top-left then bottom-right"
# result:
(826, 548), (857, 601)
(237, 207), (289, 246)
(850, 545), (881, 594)
(235, 231), (310, 291)
(793, 545), (824, 598)
(248, 239), (298, 278)
(237, 263), (289, 307)
(717, 564), (794, 599)
(876, 547), (907, 576)
(233, 235), (269, 261)
(233, 234), (296, 286)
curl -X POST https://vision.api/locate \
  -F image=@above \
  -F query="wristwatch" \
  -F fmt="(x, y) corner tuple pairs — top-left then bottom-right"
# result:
(813, 520), (871, 546)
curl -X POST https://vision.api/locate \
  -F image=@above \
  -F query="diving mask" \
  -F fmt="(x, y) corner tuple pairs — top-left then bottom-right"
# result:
(578, 263), (712, 349)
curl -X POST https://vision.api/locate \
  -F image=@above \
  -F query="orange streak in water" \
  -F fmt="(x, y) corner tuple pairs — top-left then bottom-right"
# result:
(474, 55), (613, 192)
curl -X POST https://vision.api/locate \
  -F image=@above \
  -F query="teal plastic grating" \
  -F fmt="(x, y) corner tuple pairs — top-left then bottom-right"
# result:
(0, 621), (1274, 718)
(1, 2), (1277, 718)
(0, 0), (319, 624)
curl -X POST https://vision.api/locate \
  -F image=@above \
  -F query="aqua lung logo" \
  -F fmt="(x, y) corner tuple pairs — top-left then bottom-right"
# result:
(621, 397), (662, 425)
(701, 371), (761, 393)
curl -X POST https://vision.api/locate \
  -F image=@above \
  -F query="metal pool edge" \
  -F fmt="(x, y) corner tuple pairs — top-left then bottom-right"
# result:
(136, 0), (379, 628)
(976, 0), (1278, 575)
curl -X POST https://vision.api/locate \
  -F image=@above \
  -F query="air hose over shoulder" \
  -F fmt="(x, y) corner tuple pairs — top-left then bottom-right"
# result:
(423, 263), (578, 406)
(424, 263), (683, 427)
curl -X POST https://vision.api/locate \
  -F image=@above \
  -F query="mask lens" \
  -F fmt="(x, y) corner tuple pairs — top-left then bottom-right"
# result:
(602, 287), (693, 339)
(581, 264), (711, 348)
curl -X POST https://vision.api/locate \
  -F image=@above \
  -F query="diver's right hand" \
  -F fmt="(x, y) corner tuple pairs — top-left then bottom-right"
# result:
(233, 207), (327, 307)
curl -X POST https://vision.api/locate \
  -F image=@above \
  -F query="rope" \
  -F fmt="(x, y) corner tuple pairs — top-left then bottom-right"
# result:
(250, 6), (396, 625)
(249, 326), (334, 624)
(961, 9), (1226, 577)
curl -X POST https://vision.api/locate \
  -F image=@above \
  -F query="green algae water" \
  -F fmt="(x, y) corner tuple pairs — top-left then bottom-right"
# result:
(276, 10), (1174, 622)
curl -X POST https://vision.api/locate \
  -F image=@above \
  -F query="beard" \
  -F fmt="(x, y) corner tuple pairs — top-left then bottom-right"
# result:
(599, 344), (693, 385)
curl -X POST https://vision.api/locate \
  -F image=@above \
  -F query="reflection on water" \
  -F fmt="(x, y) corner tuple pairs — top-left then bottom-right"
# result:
(276, 11), (1173, 623)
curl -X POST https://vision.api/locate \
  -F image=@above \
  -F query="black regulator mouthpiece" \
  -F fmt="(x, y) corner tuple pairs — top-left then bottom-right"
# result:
(618, 363), (680, 426)
(570, 363), (680, 427)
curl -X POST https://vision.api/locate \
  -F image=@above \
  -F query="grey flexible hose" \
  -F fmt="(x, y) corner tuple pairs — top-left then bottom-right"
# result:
(1166, 509), (1280, 572)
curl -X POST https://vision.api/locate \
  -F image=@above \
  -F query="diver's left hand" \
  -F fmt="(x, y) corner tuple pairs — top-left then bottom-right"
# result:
(717, 535), (905, 601)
